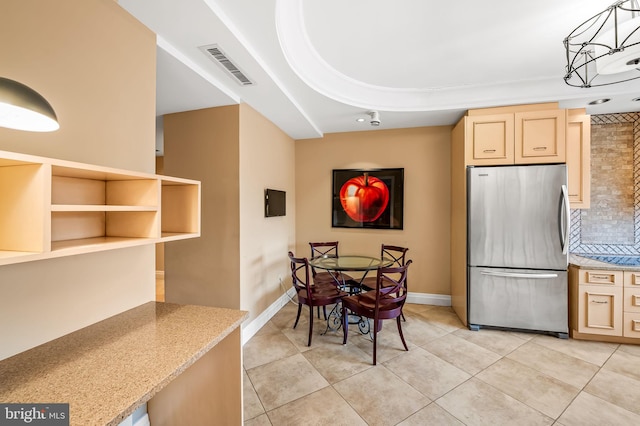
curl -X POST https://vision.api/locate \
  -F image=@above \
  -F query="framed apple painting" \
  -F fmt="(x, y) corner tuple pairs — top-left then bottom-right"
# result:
(332, 168), (404, 229)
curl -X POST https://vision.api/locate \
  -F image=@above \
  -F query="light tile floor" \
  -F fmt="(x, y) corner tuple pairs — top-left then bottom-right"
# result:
(243, 302), (640, 425)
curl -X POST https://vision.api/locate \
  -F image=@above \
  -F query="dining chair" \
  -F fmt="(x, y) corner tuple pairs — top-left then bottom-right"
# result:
(289, 251), (348, 346)
(361, 244), (409, 291)
(361, 244), (409, 321)
(341, 260), (412, 365)
(308, 241), (354, 285)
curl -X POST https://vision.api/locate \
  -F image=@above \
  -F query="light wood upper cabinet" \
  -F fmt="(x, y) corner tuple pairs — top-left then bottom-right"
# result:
(515, 109), (566, 164)
(566, 111), (591, 209)
(0, 150), (201, 266)
(465, 114), (514, 165)
(464, 103), (567, 166)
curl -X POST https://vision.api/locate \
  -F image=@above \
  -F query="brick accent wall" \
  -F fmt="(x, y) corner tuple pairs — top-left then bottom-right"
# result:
(570, 112), (639, 255)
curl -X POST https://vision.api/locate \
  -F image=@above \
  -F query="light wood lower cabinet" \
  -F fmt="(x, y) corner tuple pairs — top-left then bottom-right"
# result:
(0, 149), (200, 266)
(577, 284), (623, 336)
(624, 271), (640, 338)
(570, 266), (640, 343)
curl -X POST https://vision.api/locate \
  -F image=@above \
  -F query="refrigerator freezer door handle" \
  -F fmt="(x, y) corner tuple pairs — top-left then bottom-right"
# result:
(480, 271), (559, 279)
(560, 184), (570, 255)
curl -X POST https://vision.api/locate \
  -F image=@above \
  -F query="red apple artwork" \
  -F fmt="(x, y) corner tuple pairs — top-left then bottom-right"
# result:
(339, 173), (390, 222)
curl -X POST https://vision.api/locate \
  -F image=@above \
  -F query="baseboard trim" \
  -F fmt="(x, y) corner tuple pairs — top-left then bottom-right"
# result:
(241, 290), (450, 346)
(407, 292), (451, 306)
(241, 287), (296, 346)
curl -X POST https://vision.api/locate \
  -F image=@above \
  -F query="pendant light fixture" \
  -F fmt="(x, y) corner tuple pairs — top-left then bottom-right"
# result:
(0, 77), (59, 132)
(564, 0), (640, 88)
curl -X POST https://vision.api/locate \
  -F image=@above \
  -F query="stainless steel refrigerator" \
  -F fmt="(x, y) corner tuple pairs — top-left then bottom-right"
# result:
(467, 164), (570, 338)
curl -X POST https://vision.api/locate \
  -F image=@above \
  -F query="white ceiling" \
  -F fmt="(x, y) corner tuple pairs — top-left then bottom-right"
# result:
(118, 0), (640, 148)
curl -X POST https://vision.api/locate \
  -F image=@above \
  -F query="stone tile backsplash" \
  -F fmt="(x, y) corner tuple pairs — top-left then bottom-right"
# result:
(569, 112), (639, 256)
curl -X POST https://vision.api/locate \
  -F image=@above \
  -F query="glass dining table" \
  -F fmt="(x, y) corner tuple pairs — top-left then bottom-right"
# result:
(308, 255), (393, 334)
(308, 255), (393, 287)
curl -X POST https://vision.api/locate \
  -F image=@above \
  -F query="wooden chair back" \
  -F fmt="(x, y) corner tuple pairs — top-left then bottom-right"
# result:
(289, 251), (312, 300)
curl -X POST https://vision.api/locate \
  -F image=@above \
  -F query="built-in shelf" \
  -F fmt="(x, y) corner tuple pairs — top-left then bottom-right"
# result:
(0, 149), (200, 266)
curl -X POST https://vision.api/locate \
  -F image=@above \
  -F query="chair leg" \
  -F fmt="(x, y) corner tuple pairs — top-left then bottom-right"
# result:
(307, 305), (314, 346)
(397, 316), (408, 351)
(323, 306), (328, 320)
(373, 317), (379, 365)
(293, 303), (302, 329)
(342, 304), (349, 344)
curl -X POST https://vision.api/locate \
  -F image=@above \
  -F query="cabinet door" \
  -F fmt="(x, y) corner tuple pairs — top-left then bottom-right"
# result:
(566, 113), (591, 208)
(515, 110), (566, 164)
(577, 284), (623, 336)
(465, 114), (514, 165)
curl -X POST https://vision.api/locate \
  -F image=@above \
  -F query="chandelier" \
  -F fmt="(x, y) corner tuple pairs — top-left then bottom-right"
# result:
(564, 0), (640, 87)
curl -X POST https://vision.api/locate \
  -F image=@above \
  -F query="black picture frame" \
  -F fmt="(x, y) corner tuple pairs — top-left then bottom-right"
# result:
(332, 168), (404, 229)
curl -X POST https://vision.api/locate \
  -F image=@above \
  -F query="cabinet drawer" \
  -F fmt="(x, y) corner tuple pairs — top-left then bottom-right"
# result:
(579, 270), (623, 286)
(577, 285), (623, 336)
(623, 312), (640, 338)
(624, 271), (640, 286)
(625, 287), (640, 313)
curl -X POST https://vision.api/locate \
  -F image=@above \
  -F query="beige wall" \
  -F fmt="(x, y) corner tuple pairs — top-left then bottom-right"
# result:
(295, 126), (452, 296)
(162, 106), (241, 309)
(162, 104), (296, 326)
(0, 0), (157, 359)
(239, 104), (296, 322)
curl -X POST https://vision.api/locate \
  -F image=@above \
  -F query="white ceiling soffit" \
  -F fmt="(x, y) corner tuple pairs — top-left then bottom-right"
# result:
(118, 0), (323, 139)
(120, 0), (640, 139)
(156, 39), (238, 116)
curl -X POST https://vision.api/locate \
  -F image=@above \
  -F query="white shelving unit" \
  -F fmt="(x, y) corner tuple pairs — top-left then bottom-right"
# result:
(0, 150), (200, 266)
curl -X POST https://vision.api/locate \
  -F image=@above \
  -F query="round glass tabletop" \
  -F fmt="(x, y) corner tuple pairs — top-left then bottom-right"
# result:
(308, 255), (393, 271)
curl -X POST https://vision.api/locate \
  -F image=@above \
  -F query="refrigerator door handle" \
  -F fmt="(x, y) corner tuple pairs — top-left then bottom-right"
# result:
(480, 270), (559, 279)
(560, 184), (570, 255)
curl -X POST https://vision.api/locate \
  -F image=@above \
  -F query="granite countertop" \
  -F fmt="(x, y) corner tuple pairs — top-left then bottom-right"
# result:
(570, 254), (640, 271)
(0, 302), (248, 426)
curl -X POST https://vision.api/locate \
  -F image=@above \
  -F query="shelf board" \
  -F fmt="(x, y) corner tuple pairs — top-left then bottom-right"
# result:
(51, 237), (156, 254)
(0, 250), (41, 266)
(51, 205), (157, 212)
(161, 232), (201, 242)
(1, 149), (201, 265)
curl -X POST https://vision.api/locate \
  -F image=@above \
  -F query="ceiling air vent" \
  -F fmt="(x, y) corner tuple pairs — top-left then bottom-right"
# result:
(200, 44), (254, 86)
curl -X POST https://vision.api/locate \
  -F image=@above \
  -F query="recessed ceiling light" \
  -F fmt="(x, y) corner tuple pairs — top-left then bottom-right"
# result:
(588, 98), (611, 105)
(355, 117), (366, 122)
